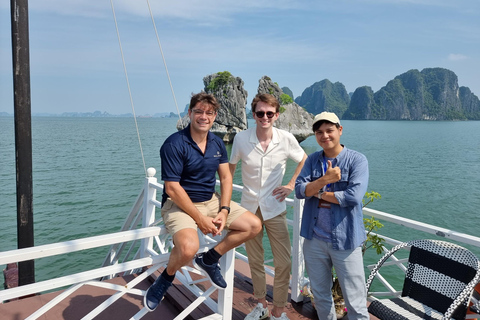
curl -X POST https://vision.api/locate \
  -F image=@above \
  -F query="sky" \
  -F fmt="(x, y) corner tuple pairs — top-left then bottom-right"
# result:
(1, 0), (479, 116)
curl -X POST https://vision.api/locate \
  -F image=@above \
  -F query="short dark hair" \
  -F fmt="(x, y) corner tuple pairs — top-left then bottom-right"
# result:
(313, 120), (341, 132)
(251, 93), (280, 113)
(190, 92), (220, 112)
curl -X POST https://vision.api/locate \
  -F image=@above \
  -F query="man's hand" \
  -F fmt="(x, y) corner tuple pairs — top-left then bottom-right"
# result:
(273, 185), (293, 202)
(197, 215), (223, 236)
(212, 210), (227, 236)
(323, 160), (341, 184)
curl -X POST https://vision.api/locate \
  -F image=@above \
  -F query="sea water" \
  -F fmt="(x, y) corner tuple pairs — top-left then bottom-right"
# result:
(1, 117), (480, 289)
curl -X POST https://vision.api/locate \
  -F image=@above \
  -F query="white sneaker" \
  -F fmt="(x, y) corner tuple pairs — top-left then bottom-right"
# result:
(244, 303), (269, 320)
(271, 312), (290, 320)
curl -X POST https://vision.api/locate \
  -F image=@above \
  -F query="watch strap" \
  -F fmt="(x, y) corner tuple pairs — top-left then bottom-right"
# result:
(220, 206), (230, 214)
(318, 189), (324, 198)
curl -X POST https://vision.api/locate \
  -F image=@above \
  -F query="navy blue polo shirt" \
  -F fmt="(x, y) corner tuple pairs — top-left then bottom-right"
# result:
(160, 124), (228, 204)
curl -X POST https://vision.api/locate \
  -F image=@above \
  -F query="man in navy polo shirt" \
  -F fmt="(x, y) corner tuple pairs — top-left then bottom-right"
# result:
(144, 92), (262, 312)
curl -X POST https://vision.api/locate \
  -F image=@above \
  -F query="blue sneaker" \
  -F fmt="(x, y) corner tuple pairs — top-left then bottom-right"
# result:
(193, 253), (227, 289)
(143, 275), (172, 312)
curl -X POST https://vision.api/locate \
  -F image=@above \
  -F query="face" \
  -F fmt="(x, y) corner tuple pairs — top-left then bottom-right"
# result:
(253, 101), (278, 130)
(314, 122), (343, 152)
(188, 102), (217, 134)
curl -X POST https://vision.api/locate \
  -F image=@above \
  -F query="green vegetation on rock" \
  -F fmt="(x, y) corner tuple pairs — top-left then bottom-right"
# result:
(207, 71), (234, 92)
(280, 93), (293, 105)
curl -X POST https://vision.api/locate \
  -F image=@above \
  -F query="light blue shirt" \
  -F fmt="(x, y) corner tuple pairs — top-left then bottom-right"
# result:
(295, 146), (369, 250)
(313, 157), (336, 242)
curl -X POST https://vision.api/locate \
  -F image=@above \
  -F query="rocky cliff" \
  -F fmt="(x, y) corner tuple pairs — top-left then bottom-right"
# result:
(459, 87), (480, 119)
(342, 86), (377, 120)
(257, 76), (314, 142)
(342, 68), (480, 120)
(257, 76), (283, 101)
(295, 79), (350, 118)
(274, 103), (314, 142)
(177, 71), (248, 143)
(295, 67), (480, 120)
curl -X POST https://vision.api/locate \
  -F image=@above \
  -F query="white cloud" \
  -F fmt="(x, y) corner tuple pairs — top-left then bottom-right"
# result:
(448, 53), (467, 61)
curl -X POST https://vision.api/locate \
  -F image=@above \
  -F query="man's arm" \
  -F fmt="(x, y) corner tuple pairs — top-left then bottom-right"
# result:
(218, 162), (233, 208)
(334, 154), (369, 207)
(273, 153), (307, 201)
(229, 163), (237, 180)
(211, 162), (233, 234)
(305, 160), (341, 198)
(287, 153), (307, 189)
(320, 190), (339, 204)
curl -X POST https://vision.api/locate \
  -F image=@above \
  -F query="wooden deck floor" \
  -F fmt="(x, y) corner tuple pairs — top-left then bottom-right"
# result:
(0, 259), (377, 319)
(162, 259), (318, 320)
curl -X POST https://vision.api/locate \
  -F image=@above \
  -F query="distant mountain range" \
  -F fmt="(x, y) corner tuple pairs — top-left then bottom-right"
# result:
(3, 67), (478, 121)
(0, 111), (176, 118)
(292, 67), (480, 120)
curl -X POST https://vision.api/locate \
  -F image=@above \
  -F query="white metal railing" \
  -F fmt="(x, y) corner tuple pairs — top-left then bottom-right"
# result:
(0, 168), (234, 320)
(1, 167), (480, 319)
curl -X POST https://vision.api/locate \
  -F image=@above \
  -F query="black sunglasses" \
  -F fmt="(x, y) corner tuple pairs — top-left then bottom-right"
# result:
(255, 111), (275, 118)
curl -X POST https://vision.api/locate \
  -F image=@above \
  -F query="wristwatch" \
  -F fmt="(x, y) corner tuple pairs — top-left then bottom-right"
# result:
(318, 189), (324, 199)
(220, 206), (231, 214)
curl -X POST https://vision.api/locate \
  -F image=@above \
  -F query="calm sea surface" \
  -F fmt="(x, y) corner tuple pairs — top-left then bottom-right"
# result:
(1, 117), (480, 289)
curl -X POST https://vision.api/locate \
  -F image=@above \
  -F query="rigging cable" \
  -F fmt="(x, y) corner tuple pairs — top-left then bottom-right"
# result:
(109, 0), (147, 176)
(146, 0), (182, 122)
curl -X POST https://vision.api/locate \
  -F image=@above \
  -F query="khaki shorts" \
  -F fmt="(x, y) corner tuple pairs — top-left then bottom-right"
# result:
(161, 192), (247, 236)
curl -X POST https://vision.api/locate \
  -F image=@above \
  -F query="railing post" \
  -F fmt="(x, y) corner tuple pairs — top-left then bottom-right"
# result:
(141, 167), (157, 258)
(290, 197), (305, 303)
(217, 248), (234, 320)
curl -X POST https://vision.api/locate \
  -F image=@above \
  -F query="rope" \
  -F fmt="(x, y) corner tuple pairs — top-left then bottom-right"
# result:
(109, 0), (147, 176)
(146, 0), (182, 122)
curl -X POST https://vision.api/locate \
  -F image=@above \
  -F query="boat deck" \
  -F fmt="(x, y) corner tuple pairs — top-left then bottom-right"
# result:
(0, 259), (379, 319)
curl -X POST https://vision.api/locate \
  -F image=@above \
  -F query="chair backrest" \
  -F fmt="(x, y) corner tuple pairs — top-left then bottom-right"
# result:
(402, 239), (479, 319)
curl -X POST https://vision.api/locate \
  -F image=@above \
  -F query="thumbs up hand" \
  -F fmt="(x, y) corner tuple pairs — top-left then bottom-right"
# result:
(324, 160), (341, 184)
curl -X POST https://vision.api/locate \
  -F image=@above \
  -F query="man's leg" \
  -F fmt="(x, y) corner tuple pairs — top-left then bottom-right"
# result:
(331, 245), (369, 320)
(145, 228), (199, 311)
(195, 209), (260, 288)
(200, 210), (261, 288)
(303, 237), (336, 320)
(214, 209), (262, 254)
(193, 198), (261, 289)
(167, 228), (201, 274)
(244, 209), (269, 319)
(245, 209), (267, 300)
(264, 211), (291, 318)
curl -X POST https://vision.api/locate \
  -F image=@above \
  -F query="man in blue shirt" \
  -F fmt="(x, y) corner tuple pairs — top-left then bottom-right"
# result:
(295, 112), (369, 320)
(144, 92), (262, 312)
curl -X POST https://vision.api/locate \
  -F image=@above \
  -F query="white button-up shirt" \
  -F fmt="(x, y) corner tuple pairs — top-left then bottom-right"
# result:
(230, 127), (305, 220)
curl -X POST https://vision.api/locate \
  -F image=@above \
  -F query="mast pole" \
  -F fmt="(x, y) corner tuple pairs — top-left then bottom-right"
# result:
(11, 0), (35, 285)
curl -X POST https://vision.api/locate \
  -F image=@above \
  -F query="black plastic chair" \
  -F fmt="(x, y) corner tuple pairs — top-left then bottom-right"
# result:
(366, 239), (480, 320)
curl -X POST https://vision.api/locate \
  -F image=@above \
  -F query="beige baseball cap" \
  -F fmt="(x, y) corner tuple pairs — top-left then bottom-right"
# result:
(312, 111), (341, 129)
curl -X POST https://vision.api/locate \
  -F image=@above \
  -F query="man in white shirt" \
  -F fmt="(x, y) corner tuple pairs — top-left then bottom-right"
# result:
(229, 93), (307, 320)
